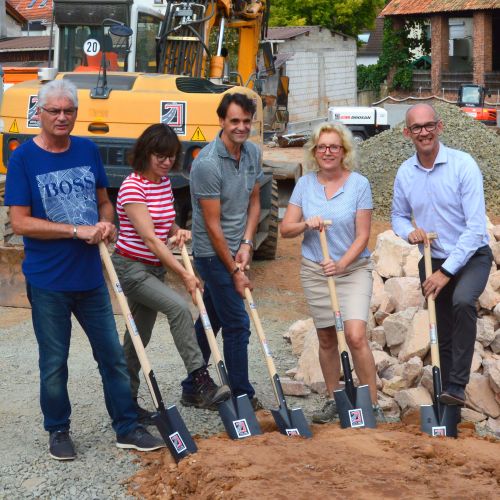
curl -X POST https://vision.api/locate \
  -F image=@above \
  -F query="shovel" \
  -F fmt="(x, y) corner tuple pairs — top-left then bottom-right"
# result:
(318, 225), (376, 429)
(178, 244), (262, 439)
(244, 287), (312, 437)
(98, 242), (197, 462)
(419, 233), (458, 437)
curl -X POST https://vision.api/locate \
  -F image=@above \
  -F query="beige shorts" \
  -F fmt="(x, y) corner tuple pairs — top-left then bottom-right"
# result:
(300, 257), (373, 328)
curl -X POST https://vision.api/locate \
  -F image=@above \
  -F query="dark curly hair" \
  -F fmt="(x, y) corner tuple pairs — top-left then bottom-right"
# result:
(216, 92), (256, 119)
(128, 123), (181, 173)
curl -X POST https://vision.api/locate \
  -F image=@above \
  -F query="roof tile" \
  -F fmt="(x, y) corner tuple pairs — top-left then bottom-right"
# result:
(381, 0), (500, 16)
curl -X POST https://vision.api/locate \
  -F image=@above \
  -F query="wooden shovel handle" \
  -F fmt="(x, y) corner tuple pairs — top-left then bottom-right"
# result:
(423, 232), (440, 368)
(98, 242), (159, 407)
(244, 288), (281, 403)
(178, 245), (223, 366)
(318, 225), (348, 353)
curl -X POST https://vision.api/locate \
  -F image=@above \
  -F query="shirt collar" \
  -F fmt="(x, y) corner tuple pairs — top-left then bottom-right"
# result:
(411, 142), (447, 171)
(215, 131), (247, 159)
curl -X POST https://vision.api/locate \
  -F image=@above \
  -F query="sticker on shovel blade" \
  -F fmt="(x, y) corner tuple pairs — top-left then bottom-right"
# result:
(429, 324), (437, 343)
(348, 408), (365, 428)
(169, 431), (187, 453)
(431, 426), (447, 437)
(335, 311), (343, 332)
(285, 428), (300, 436)
(233, 418), (251, 438)
(127, 313), (140, 336)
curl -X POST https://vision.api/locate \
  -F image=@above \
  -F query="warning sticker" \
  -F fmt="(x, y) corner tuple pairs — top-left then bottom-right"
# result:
(190, 126), (206, 142)
(27, 95), (41, 129)
(348, 408), (365, 428)
(9, 119), (19, 133)
(161, 101), (186, 136)
(233, 418), (251, 438)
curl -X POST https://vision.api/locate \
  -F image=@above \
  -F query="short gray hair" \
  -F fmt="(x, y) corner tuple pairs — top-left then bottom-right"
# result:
(38, 79), (79, 109)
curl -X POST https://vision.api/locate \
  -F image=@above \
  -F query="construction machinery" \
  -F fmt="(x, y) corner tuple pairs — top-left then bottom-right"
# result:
(0, 0), (279, 263)
(457, 84), (497, 126)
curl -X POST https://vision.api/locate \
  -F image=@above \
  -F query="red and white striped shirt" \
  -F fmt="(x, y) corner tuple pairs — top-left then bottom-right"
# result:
(115, 172), (175, 264)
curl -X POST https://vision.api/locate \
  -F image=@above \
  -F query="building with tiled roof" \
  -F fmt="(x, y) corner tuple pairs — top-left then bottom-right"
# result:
(380, 0), (500, 94)
(9, 0), (52, 23)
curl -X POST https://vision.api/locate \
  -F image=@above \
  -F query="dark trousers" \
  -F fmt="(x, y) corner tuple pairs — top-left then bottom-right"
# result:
(418, 245), (492, 388)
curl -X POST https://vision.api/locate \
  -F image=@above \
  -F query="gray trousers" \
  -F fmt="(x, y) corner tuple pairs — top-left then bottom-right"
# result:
(111, 252), (204, 398)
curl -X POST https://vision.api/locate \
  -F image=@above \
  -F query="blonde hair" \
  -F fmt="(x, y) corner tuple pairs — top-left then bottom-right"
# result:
(304, 122), (357, 172)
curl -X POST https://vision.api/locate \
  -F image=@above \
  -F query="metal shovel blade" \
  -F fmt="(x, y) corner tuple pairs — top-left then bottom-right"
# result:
(151, 405), (198, 462)
(334, 384), (376, 429)
(420, 404), (459, 438)
(271, 405), (313, 438)
(217, 394), (262, 440)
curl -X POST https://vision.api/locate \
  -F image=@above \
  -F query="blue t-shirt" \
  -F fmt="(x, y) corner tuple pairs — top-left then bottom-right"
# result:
(289, 171), (372, 263)
(4, 136), (109, 291)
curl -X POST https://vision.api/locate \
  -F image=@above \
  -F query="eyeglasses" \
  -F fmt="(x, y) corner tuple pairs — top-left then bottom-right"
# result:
(40, 107), (78, 117)
(316, 144), (343, 154)
(153, 154), (176, 163)
(407, 121), (439, 135)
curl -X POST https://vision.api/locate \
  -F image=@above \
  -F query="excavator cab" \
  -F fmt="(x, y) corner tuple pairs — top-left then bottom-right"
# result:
(457, 84), (497, 126)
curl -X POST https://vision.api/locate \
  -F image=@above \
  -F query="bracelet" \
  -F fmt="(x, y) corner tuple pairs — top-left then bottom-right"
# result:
(439, 266), (453, 278)
(231, 266), (240, 276)
(72, 225), (78, 240)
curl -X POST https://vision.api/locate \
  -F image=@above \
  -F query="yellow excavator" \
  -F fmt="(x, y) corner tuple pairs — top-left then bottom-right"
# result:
(1, 0), (279, 261)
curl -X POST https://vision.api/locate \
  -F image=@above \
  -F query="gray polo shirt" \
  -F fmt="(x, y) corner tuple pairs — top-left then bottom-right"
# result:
(190, 132), (263, 257)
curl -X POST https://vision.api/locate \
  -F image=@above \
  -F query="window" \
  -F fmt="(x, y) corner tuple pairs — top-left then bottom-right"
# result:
(39, 0), (48, 7)
(27, 0), (37, 8)
(135, 12), (163, 72)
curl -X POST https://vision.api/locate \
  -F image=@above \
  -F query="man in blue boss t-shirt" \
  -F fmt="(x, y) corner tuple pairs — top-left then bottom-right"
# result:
(5, 79), (163, 460)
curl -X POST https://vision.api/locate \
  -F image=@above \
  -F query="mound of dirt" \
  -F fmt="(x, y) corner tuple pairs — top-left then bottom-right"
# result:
(127, 417), (499, 499)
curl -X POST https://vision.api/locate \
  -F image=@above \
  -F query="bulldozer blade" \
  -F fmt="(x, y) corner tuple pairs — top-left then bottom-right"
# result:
(334, 384), (376, 429)
(271, 405), (312, 438)
(217, 394), (262, 440)
(151, 405), (197, 462)
(420, 403), (459, 437)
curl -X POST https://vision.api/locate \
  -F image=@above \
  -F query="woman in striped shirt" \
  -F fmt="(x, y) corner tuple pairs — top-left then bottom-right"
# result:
(111, 124), (230, 423)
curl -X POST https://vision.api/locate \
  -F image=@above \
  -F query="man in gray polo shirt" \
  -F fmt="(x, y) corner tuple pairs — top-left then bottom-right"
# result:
(181, 93), (263, 409)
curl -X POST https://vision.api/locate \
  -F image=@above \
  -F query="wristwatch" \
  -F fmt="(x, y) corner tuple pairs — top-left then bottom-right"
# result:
(240, 239), (254, 249)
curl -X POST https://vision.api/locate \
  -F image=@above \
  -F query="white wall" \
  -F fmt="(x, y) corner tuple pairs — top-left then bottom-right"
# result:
(6, 15), (24, 37)
(277, 27), (357, 122)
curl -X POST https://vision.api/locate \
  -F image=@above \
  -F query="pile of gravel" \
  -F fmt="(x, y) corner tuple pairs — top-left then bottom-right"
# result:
(356, 101), (500, 220)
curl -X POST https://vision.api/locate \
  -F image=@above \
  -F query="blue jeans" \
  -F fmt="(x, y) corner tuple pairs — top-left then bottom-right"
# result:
(181, 255), (255, 399)
(27, 283), (137, 436)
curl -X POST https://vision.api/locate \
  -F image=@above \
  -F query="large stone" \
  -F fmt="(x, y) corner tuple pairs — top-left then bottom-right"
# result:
(381, 376), (407, 396)
(485, 417), (500, 437)
(384, 277), (425, 312)
(370, 271), (385, 312)
(471, 351), (482, 373)
(398, 309), (431, 362)
(394, 387), (432, 416)
(384, 307), (418, 351)
(478, 282), (500, 311)
(402, 246), (421, 278)
(489, 270), (500, 292)
(285, 318), (314, 356)
(418, 365), (434, 398)
(492, 224), (500, 242)
(401, 356), (423, 386)
(494, 303), (500, 322)
(377, 392), (401, 420)
(488, 361), (500, 394)
(372, 230), (413, 278)
(476, 317), (496, 347)
(371, 326), (386, 348)
(491, 329), (500, 354)
(491, 240), (500, 266)
(460, 408), (487, 423)
(295, 328), (324, 387)
(372, 350), (398, 374)
(380, 362), (404, 380)
(280, 377), (311, 397)
(465, 373), (500, 418)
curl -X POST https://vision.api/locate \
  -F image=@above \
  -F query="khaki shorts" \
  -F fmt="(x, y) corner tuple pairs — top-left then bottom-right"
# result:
(300, 257), (373, 328)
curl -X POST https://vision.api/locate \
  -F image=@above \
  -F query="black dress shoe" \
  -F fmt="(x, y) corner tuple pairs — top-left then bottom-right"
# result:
(439, 389), (465, 406)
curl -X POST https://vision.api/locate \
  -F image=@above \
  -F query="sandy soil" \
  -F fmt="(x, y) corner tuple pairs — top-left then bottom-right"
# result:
(126, 221), (499, 499)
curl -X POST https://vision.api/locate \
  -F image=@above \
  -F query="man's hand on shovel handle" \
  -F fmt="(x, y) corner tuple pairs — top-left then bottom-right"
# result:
(423, 270), (450, 300)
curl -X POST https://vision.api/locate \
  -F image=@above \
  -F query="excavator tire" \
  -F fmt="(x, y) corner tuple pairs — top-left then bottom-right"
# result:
(254, 178), (278, 260)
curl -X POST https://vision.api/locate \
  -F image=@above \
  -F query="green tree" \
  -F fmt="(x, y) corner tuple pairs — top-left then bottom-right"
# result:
(269, 0), (385, 38)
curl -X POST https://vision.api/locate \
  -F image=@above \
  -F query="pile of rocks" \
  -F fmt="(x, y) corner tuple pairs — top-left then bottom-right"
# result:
(356, 101), (500, 220)
(282, 222), (500, 435)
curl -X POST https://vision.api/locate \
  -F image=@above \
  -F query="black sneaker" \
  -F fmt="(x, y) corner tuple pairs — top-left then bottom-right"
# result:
(116, 426), (165, 451)
(181, 367), (231, 410)
(439, 384), (466, 406)
(133, 398), (155, 426)
(49, 430), (76, 461)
